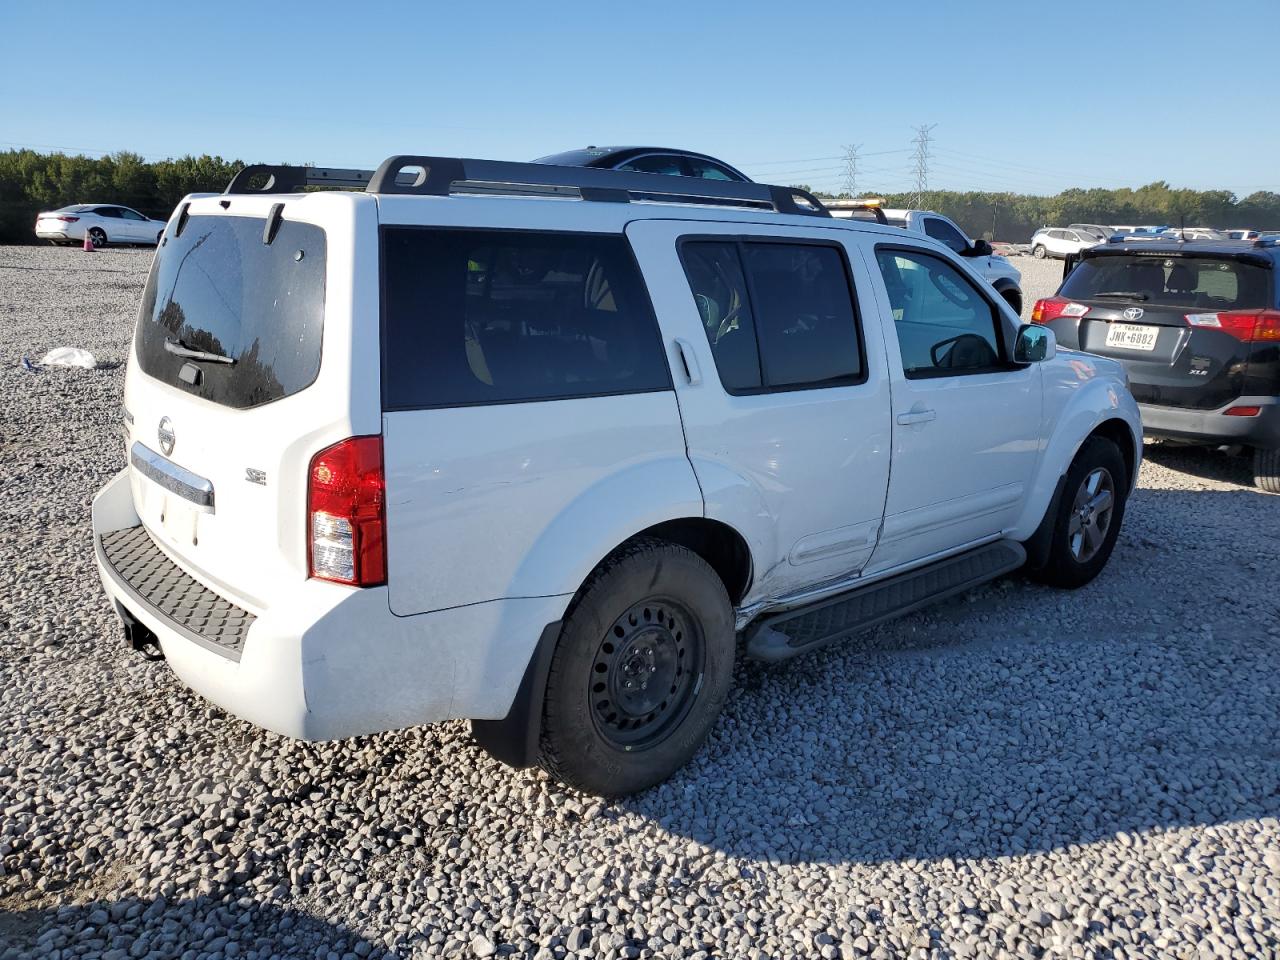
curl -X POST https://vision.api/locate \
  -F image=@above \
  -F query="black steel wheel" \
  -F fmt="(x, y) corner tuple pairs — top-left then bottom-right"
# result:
(590, 597), (704, 751)
(538, 538), (735, 796)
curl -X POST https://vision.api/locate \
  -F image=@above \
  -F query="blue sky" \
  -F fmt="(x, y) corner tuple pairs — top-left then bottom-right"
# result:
(3, 0), (1277, 197)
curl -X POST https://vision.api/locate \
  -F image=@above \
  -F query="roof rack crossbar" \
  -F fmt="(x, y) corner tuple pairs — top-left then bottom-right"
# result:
(366, 155), (831, 217)
(224, 165), (375, 194)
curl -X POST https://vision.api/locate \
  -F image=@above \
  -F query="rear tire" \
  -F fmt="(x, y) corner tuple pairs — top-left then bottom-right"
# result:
(1029, 436), (1129, 589)
(538, 538), (735, 797)
(1032, 244), (1047, 259)
(88, 228), (107, 249)
(1253, 447), (1280, 494)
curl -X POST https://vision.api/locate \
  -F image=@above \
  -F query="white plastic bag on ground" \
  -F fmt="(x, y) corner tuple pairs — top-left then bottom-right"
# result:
(39, 347), (97, 369)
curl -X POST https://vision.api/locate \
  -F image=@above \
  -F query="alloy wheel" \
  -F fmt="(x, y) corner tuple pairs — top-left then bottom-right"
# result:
(1068, 467), (1115, 562)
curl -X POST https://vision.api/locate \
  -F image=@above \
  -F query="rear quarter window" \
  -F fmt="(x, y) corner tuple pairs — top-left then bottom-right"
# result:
(380, 228), (670, 409)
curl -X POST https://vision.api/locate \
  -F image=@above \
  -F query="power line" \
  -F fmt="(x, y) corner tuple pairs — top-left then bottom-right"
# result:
(909, 124), (937, 208)
(740, 147), (910, 167)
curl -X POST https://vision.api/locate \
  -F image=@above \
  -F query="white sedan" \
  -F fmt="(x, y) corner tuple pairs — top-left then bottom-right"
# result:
(35, 204), (168, 248)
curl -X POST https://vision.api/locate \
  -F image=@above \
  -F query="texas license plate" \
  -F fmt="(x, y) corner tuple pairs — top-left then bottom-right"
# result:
(1105, 322), (1159, 351)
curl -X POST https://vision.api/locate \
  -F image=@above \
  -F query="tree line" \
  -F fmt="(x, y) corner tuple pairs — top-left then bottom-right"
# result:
(0, 150), (244, 243)
(801, 182), (1280, 241)
(2, 148), (1278, 244)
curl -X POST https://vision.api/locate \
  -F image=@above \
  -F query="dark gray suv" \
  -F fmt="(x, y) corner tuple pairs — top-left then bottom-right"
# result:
(1033, 238), (1280, 492)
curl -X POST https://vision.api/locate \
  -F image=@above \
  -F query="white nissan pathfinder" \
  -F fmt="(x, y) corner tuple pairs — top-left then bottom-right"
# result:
(93, 157), (1141, 796)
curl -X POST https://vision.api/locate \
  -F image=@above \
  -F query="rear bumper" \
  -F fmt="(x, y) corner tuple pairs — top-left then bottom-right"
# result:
(1140, 396), (1280, 448)
(92, 468), (567, 740)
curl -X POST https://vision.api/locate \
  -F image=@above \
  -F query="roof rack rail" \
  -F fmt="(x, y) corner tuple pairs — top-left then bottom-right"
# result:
(224, 165), (375, 194)
(222, 155), (830, 218)
(366, 155), (830, 217)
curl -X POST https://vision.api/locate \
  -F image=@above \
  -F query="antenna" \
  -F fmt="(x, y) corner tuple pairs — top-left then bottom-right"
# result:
(1180, 214), (1186, 242)
(842, 143), (861, 197)
(909, 123), (937, 208)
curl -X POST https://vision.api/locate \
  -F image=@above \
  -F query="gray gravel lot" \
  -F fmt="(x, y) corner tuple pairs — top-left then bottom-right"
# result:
(1, 243), (1278, 960)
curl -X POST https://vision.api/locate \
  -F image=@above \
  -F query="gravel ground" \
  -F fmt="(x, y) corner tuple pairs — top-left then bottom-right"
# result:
(1, 243), (1278, 960)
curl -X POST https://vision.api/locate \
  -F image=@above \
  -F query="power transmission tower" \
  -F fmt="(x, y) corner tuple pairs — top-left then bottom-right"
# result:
(842, 143), (861, 197)
(909, 123), (937, 208)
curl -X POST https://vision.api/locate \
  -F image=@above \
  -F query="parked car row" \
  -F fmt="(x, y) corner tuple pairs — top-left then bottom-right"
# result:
(92, 152), (1137, 796)
(1030, 223), (1280, 260)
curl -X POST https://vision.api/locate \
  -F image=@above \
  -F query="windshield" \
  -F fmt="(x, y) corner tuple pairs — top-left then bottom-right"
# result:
(1061, 254), (1272, 311)
(134, 215), (326, 409)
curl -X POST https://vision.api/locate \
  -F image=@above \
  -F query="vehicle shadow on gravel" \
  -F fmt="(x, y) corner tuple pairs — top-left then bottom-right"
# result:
(626, 490), (1280, 867)
(0, 891), (387, 960)
(1141, 441), (1259, 488)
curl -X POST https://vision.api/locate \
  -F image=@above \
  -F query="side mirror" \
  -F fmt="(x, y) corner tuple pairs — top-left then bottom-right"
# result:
(1014, 324), (1056, 363)
(965, 238), (993, 257)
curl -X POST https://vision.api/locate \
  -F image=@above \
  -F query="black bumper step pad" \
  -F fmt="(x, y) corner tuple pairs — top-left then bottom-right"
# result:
(98, 525), (254, 661)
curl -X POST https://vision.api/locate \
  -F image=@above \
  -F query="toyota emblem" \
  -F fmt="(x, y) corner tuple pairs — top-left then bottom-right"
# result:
(157, 416), (175, 456)
(1122, 306), (1145, 321)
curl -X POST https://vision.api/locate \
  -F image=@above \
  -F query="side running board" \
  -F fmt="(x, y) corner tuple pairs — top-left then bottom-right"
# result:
(744, 540), (1026, 662)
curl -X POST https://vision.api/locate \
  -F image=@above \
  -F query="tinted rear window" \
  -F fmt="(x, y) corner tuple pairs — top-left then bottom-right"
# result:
(1061, 254), (1272, 310)
(381, 228), (670, 409)
(680, 239), (864, 394)
(135, 215), (326, 409)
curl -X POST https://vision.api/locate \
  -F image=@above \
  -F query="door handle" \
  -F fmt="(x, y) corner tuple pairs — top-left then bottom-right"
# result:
(896, 408), (937, 426)
(673, 338), (701, 385)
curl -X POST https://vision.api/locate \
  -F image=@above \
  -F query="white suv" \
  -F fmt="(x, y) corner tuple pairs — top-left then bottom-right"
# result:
(1030, 227), (1103, 259)
(93, 157), (1141, 796)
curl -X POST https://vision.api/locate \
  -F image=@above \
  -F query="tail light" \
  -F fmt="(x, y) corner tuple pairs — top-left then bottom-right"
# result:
(1224, 406), (1262, 417)
(1185, 310), (1280, 342)
(37, 215), (79, 223)
(307, 436), (386, 587)
(1031, 297), (1090, 323)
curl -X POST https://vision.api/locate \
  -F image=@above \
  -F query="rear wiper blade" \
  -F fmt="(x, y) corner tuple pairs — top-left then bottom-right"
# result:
(1090, 291), (1150, 301)
(164, 337), (235, 365)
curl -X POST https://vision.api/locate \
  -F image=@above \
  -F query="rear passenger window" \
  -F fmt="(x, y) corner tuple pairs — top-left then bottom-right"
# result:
(680, 240), (864, 393)
(381, 229), (670, 409)
(686, 158), (739, 181)
(679, 242), (762, 391)
(617, 155), (687, 177)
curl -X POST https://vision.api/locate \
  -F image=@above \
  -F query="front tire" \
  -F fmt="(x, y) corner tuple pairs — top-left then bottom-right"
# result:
(1254, 447), (1280, 494)
(1032, 244), (1047, 259)
(538, 538), (735, 796)
(88, 228), (107, 249)
(1029, 436), (1128, 589)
